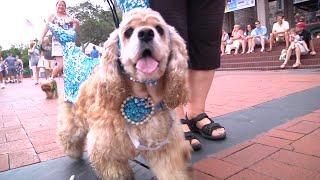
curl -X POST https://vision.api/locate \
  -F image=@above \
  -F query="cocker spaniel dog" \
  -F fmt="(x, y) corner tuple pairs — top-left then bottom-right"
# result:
(41, 79), (58, 99)
(57, 8), (191, 180)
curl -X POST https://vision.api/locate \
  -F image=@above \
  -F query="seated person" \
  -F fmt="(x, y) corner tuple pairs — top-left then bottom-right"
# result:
(220, 29), (229, 55)
(250, 20), (267, 53)
(289, 28), (309, 52)
(280, 22), (317, 69)
(244, 24), (254, 53)
(225, 24), (245, 54)
(268, 15), (289, 51)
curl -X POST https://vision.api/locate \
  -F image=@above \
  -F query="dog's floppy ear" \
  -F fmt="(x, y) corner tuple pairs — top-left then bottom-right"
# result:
(163, 26), (189, 109)
(93, 30), (127, 110)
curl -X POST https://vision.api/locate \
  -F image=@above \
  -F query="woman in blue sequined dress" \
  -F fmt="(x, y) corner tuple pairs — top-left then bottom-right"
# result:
(40, 0), (79, 79)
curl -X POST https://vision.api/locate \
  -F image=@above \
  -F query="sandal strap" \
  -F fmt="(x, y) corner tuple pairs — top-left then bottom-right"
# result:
(187, 113), (210, 131)
(189, 113), (209, 123)
(184, 131), (198, 141)
(201, 122), (225, 137)
(180, 119), (189, 125)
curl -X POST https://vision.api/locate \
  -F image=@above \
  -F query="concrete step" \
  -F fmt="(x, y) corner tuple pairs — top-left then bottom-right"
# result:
(222, 52), (320, 62)
(221, 58), (320, 69)
(218, 64), (320, 71)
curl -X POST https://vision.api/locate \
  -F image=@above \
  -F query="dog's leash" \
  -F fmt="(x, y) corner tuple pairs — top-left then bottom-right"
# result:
(105, 0), (120, 28)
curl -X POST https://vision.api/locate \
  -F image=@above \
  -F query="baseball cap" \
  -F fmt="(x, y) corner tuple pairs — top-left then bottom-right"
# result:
(296, 22), (306, 28)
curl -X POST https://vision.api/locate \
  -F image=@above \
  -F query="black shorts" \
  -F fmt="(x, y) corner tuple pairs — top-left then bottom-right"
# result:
(150, 0), (225, 70)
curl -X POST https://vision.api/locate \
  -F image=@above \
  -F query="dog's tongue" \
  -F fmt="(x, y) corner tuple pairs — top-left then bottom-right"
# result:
(136, 57), (159, 73)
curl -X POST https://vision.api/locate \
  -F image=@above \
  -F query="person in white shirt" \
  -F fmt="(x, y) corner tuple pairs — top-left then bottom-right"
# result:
(268, 15), (290, 51)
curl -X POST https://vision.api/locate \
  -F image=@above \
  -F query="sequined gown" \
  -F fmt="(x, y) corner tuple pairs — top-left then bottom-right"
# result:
(46, 23), (100, 103)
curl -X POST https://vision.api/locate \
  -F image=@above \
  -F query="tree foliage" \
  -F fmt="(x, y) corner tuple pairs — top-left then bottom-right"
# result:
(68, 1), (119, 50)
(0, 44), (29, 69)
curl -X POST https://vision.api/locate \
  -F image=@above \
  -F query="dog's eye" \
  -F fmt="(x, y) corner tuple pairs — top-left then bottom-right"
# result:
(155, 25), (164, 36)
(124, 28), (134, 38)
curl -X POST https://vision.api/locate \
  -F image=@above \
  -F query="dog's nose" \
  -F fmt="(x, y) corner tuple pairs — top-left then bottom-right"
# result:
(138, 28), (154, 42)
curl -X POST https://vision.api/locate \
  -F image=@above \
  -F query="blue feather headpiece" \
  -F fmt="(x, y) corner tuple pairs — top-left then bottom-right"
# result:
(115, 0), (150, 13)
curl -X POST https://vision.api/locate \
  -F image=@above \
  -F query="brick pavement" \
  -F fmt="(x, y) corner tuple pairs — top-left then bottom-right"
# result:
(0, 70), (320, 179)
(193, 109), (320, 179)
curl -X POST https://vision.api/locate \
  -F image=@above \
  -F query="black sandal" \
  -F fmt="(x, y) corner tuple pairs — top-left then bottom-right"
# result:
(180, 119), (202, 151)
(187, 113), (226, 140)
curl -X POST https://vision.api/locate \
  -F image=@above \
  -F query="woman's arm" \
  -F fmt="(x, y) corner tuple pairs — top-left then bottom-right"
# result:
(40, 14), (55, 42)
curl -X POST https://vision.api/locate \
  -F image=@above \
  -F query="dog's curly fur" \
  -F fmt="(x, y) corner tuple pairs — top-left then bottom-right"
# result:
(41, 79), (58, 99)
(57, 8), (192, 180)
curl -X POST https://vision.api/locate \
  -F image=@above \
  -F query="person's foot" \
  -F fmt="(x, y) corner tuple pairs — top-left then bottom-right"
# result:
(310, 51), (317, 56)
(260, 48), (264, 52)
(35, 82), (39, 85)
(292, 62), (301, 68)
(267, 48), (272, 52)
(188, 113), (226, 140)
(0, 83), (5, 89)
(246, 50), (251, 54)
(180, 119), (202, 151)
(280, 63), (286, 69)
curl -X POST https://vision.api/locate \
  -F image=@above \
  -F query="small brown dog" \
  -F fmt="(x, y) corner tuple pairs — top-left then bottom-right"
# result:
(57, 8), (192, 180)
(41, 79), (58, 99)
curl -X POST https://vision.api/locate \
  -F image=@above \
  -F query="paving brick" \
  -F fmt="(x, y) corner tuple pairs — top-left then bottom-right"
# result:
(210, 140), (254, 159)
(5, 128), (28, 142)
(29, 134), (56, 146)
(249, 159), (318, 180)
(298, 112), (320, 123)
(0, 125), (23, 134)
(0, 133), (6, 143)
(3, 119), (21, 128)
(291, 129), (320, 157)
(193, 170), (219, 180)
(34, 142), (60, 153)
(0, 139), (33, 154)
(275, 119), (303, 130)
(285, 121), (320, 134)
(38, 149), (65, 162)
(9, 148), (40, 169)
(266, 129), (305, 141)
(227, 169), (277, 180)
(269, 149), (320, 172)
(193, 158), (243, 179)
(223, 144), (278, 168)
(0, 154), (9, 172)
(252, 135), (293, 149)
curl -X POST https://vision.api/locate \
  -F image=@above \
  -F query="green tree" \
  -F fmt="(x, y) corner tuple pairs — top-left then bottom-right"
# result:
(68, 1), (119, 50)
(1, 44), (30, 70)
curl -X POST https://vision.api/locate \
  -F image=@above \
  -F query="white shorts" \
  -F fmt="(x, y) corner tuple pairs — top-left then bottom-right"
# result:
(51, 40), (63, 57)
(296, 43), (308, 55)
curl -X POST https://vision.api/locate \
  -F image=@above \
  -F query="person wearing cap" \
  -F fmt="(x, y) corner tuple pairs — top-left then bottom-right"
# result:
(295, 22), (316, 55)
(268, 15), (290, 51)
(280, 22), (317, 69)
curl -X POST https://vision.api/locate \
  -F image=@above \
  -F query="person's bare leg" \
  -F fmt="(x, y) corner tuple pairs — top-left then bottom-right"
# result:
(251, 38), (256, 52)
(241, 40), (246, 54)
(260, 37), (265, 50)
(293, 46), (301, 67)
(220, 43), (226, 55)
(268, 33), (275, 51)
(32, 66), (39, 84)
(52, 57), (63, 78)
(281, 46), (293, 68)
(284, 32), (289, 49)
(246, 39), (251, 53)
(187, 70), (225, 137)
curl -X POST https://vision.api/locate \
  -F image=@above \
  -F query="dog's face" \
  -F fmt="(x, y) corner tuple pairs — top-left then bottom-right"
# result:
(118, 8), (172, 82)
